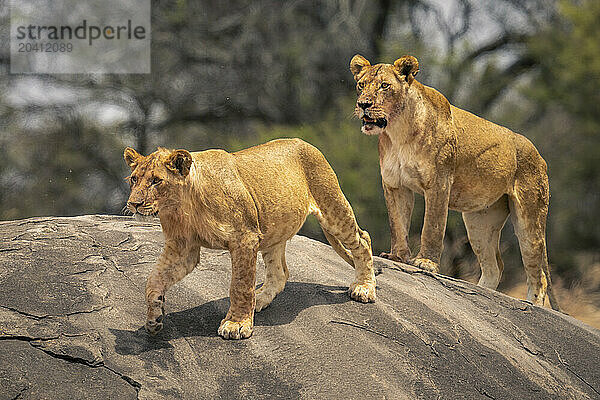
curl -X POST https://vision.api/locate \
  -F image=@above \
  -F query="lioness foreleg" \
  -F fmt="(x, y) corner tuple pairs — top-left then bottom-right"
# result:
(412, 181), (451, 273)
(380, 183), (414, 263)
(145, 241), (201, 334)
(218, 233), (259, 340)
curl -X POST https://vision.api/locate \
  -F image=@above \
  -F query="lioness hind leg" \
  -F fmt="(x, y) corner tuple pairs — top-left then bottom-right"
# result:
(256, 242), (289, 312)
(509, 178), (551, 307)
(462, 196), (510, 290)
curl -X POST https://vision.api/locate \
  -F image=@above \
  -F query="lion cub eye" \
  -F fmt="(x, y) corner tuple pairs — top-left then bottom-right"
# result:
(357, 82), (365, 91)
(151, 177), (162, 185)
(130, 175), (137, 184)
(381, 82), (390, 89)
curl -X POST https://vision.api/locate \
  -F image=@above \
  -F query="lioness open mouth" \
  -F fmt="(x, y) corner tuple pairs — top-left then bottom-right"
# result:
(362, 116), (387, 131)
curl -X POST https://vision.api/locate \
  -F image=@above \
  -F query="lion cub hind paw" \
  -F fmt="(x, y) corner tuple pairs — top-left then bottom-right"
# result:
(411, 258), (439, 273)
(255, 291), (274, 312)
(349, 282), (376, 303)
(218, 318), (253, 340)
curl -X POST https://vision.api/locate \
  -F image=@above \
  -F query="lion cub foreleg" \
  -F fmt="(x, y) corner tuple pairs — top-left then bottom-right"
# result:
(255, 242), (289, 312)
(218, 233), (259, 340)
(145, 241), (201, 334)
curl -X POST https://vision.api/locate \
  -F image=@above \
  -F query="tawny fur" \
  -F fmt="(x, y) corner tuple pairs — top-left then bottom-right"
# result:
(124, 139), (376, 339)
(350, 54), (560, 311)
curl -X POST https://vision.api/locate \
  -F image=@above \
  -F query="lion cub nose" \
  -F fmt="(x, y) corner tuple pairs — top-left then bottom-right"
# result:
(128, 200), (143, 210)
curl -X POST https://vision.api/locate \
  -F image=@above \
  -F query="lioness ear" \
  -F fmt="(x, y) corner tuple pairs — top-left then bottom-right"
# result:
(166, 149), (193, 177)
(350, 54), (371, 81)
(393, 55), (419, 84)
(124, 147), (141, 171)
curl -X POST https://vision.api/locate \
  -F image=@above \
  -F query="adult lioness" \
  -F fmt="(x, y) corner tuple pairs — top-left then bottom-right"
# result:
(350, 54), (559, 310)
(124, 138), (376, 339)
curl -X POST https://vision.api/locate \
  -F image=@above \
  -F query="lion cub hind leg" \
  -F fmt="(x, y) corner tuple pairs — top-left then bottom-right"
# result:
(218, 233), (259, 340)
(299, 142), (376, 302)
(462, 196), (510, 290)
(255, 242), (289, 312)
(315, 209), (376, 303)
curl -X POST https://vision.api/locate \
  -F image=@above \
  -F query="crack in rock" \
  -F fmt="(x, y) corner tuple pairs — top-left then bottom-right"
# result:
(555, 350), (600, 396)
(10, 386), (29, 400)
(1, 305), (110, 320)
(11, 338), (143, 399)
(329, 319), (403, 344)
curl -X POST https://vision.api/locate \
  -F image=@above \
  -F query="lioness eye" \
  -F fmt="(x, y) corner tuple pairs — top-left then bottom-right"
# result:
(152, 177), (162, 185)
(381, 82), (390, 89)
(357, 82), (365, 91)
(130, 175), (137, 184)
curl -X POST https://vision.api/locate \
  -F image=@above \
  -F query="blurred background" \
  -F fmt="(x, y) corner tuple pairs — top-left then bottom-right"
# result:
(0, 0), (598, 326)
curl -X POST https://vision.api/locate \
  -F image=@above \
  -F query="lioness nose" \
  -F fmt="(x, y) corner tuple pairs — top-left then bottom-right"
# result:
(358, 101), (372, 110)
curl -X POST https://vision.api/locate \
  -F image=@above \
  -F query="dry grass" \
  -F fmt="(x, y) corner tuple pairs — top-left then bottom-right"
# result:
(503, 263), (600, 330)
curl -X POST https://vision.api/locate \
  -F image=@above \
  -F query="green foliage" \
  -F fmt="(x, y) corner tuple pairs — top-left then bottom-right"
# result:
(227, 99), (392, 254)
(524, 0), (600, 275)
(529, 0), (600, 127)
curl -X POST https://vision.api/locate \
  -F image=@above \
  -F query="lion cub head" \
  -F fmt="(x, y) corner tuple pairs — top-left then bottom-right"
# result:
(123, 147), (193, 216)
(350, 54), (419, 135)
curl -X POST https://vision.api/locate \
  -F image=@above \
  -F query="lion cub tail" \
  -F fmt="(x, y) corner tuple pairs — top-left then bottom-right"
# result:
(322, 229), (355, 268)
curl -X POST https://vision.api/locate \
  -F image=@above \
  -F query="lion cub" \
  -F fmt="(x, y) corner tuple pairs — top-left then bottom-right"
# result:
(350, 54), (559, 310)
(124, 138), (376, 339)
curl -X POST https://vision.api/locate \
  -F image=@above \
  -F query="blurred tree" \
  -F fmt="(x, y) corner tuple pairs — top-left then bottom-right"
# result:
(4, 0), (595, 291)
(523, 0), (600, 279)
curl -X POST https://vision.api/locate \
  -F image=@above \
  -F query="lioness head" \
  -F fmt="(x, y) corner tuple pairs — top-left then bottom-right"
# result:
(350, 54), (419, 135)
(123, 147), (193, 216)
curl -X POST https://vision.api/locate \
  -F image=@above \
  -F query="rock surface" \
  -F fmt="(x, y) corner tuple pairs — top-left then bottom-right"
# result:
(0, 215), (599, 399)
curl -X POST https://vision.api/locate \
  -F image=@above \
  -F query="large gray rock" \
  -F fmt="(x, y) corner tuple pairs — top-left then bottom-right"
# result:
(0, 215), (598, 399)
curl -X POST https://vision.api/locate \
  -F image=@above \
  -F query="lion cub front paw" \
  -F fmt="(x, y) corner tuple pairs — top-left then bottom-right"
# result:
(145, 296), (165, 335)
(218, 318), (253, 340)
(379, 251), (410, 264)
(411, 258), (439, 273)
(349, 281), (376, 303)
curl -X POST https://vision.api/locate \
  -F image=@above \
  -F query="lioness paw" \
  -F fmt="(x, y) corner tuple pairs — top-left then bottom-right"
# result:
(218, 318), (253, 340)
(349, 281), (376, 303)
(411, 258), (439, 273)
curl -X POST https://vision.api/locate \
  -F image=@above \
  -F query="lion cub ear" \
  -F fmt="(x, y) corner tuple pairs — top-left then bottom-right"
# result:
(350, 54), (371, 81)
(166, 149), (193, 177)
(124, 147), (142, 171)
(393, 55), (419, 84)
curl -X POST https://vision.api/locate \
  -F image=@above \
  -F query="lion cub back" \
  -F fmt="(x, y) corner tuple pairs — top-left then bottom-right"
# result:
(232, 138), (318, 243)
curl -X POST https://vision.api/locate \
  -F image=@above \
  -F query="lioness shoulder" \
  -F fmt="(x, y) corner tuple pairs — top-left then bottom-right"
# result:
(350, 54), (559, 311)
